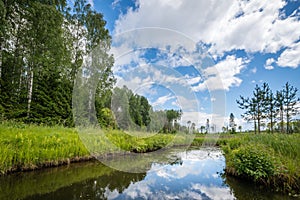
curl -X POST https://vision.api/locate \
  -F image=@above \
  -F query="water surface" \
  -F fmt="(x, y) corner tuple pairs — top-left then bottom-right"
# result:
(0, 148), (295, 200)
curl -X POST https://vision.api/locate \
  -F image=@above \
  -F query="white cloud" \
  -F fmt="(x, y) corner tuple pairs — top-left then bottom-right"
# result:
(192, 184), (234, 200)
(114, 0), (299, 57)
(192, 55), (247, 91)
(211, 97), (216, 102)
(265, 65), (274, 70)
(181, 111), (226, 132)
(152, 94), (175, 107)
(111, 0), (120, 9)
(251, 67), (257, 74)
(185, 76), (201, 85)
(277, 42), (300, 68)
(266, 58), (275, 66)
(264, 58), (275, 70)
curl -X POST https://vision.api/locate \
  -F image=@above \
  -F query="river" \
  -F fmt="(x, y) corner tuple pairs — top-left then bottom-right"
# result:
(0, 147), (295, 200)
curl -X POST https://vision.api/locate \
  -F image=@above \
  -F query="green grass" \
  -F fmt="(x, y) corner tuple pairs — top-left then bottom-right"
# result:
(220, 133), (300, 195)
(0, 121), (192, 174)
(0, 122), (90, 174)
(1, 121), (299, 194)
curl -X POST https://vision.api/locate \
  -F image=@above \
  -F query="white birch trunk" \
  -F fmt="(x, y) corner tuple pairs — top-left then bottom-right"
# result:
(27, 68), (33, 117)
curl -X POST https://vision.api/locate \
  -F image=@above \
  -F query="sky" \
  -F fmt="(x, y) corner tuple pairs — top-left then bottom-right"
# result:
(91, 0), (300, 131)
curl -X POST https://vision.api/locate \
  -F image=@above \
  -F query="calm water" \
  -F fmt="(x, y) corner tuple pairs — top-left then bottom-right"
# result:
(0, 148), (296, 200)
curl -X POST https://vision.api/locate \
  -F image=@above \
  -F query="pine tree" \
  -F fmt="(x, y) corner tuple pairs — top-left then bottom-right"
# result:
(237, 82), (270, 133)
(266, 90), (276, 133)
(282, 82), (299, 133)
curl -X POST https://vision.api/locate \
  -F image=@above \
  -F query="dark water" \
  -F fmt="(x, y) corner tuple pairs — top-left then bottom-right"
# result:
(0, 148), (296, 200)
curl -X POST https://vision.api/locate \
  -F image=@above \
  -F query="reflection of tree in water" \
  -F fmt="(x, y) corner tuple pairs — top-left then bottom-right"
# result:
(225, 176), (292, 200)
(28, 170), (146, 200)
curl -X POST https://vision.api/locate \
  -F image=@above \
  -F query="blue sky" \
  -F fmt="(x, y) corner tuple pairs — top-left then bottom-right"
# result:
(91, 0), (300, 131)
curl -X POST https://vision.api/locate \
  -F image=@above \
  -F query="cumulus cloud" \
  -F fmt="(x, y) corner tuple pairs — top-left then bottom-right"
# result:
(111, 0), (300, 94)
(277, 42), (300, 68)
(192, 55), (247, 91)
(152, 94), (175, 107)
(265, 58), (275, 70)
(114, 0), (300, 57)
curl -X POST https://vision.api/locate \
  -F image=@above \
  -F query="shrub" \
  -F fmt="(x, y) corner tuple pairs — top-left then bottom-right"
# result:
(232, 144), (275, 182)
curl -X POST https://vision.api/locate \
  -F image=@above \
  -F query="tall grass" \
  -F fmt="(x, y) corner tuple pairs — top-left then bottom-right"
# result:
(0, 121), (192, 174)
(0, 122), (90, 174)
(221, 133), (300, 195)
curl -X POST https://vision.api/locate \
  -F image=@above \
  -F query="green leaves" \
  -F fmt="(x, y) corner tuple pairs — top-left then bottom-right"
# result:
(233, 144), (275, 181)
(0, 0), (115, 127)
(237, 82), (299, 133)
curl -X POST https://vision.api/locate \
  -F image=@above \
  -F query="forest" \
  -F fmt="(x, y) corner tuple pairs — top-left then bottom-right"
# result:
(0, 0), (185, 133)
(0, 0), (115, 127)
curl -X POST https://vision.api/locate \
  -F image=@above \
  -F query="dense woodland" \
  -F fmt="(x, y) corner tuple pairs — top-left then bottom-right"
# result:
(0, 0), (115, 126)
(0, 0), (183, 132)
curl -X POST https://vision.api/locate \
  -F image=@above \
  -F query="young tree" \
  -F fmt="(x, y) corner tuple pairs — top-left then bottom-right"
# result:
(187, 120), (191, 133)
(282, 82), (299, 133)
(266, 90), (276, 133)
(222, 126), (227, 133)
(237, 83), (270, 134)
(229, 113), (236, 133)
(276, 90), (285, 133)
(205, 119), (210, 133)
(238, 125), (242, 133)
(191, 122), (196, 133)
(166, 109), (182, 132)
(200, 125), (205, 134)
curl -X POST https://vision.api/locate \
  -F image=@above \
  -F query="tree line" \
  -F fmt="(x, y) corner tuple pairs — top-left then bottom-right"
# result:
(0, 0), (114, 126)
(237, 82), (299, 134)
(112, 86), (182, 133)
(0, 0), (184, 132)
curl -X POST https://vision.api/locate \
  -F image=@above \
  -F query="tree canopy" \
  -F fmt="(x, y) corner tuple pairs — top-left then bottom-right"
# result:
(237, 82), (299, 133)
(0, 0), (114, 127)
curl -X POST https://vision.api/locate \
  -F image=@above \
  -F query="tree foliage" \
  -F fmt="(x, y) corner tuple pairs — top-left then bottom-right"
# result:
(237, 82), (299, 133)
(0, 0), (115, 127)
(111, 86), (152, 131)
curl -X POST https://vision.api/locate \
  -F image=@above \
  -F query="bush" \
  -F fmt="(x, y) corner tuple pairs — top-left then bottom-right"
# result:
(232, 144), (275, 181)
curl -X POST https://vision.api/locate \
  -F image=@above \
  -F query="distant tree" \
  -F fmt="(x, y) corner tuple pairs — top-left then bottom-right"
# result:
(97, 108), (117, 129)
(229, 113), (236, 133)
(148, 109), (167, 132)
(187, 120), (191, 133)
(238, 125), (242, 133)
(111, 87), (131, 130)
(211, 124), (216, 133)
(191, 122), (196, 133)
(237, 82), (270, 134)
(166, 109), (182, 132)
(276, 90), (285, 133)
(222, 126), (227, 133)
(266, 90), (276, 133)
(206, 119), (210, 133)
(200, 126), (205, 134)
(282, 82), (299, 133)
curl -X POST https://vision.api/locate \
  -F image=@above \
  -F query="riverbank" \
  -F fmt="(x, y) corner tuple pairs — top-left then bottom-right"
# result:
(0, 121), (190, 174)
(220, 133), (300, 196)
(0, 122), (299, 195)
